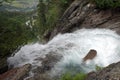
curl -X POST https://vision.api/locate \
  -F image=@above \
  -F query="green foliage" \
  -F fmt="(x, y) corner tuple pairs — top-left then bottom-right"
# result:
(4, 0), (14, 2)
(61, 0), (68, 4)
(95, 65), (103, 71)
(36, 0), (73, 38)
(37, 0), (46, 35)
(61, 72), (72, 80)
(0, 12), (36, 57)
(92, 0), (120, 9)
(0, 0), (14, 4)
(61, 72), (87, 80)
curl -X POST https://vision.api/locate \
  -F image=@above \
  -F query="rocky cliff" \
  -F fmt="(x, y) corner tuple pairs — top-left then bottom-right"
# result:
(46, 0), (120, 40)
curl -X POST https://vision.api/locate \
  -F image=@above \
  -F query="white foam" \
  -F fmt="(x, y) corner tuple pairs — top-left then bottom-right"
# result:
(8, 43), (46, 67)
(8, 29), (120, 75)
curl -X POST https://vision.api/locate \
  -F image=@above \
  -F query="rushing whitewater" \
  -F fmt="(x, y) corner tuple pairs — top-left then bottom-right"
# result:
(8, 29), (120, 76)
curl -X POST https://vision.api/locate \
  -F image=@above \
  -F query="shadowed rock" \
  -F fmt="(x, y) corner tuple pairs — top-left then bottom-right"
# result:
(0, 58), (8, 74)
(0, 64), (31, 80)
(83, 49), (97, 62)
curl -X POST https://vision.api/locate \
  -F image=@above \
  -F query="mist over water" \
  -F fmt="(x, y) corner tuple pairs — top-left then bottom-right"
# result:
(8, 29), (120, 76)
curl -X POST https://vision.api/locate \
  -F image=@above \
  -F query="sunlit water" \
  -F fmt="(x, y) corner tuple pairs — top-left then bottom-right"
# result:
(7, 29), (120, 76)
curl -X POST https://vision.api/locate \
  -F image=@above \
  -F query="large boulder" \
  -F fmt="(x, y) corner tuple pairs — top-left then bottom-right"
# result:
(0, 64), (31, 80)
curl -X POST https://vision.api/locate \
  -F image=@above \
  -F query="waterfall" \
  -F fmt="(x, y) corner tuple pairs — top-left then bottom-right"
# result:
(7, 29), (120, 76)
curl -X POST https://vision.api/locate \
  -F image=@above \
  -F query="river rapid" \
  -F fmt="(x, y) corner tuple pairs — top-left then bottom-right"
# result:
(7, 29), (120, 78)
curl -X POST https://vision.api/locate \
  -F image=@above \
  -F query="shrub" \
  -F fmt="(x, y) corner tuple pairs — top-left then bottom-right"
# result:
(95, 65), (103, 71)
(61, 72), (87, 80)
(36, 0), (73, 39)
(92, 0), (120, 9)
(0, 12), (36, 57)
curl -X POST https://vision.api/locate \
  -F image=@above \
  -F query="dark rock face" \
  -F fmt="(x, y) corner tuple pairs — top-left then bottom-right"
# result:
(0, 64), (31, 80)
(83, 49), (97, 62)
(86, 62), (120, 80)
(48, 0), (92, 40)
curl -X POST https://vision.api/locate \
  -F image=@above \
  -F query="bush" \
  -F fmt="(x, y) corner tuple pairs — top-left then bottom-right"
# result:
(95, 65), (103, 71)
(92, 0), (120, 9)
(0, 12), (36, 57)
(61, 72), (87, 80)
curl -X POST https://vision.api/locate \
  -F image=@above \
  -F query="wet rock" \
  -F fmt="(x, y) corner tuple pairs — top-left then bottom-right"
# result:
(86, 62), (120, 80)
(27, 52), (63, 80)
(24, 51), (62, 80)
(26, 73), (52, 80)
(83, 49), (97, 62)
(0, 64), (31, 80)
(39, 51), (63, 73)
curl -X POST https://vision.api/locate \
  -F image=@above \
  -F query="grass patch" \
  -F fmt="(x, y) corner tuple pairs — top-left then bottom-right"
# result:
(61, 72), (87, 80)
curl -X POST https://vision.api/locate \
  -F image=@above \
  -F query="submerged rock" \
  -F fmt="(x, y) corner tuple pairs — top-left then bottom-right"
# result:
(40, 52), (62, 73)
(83, 49), (97, 62)
(32, 52), (62, 80)
(0, 64), (31, 80)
